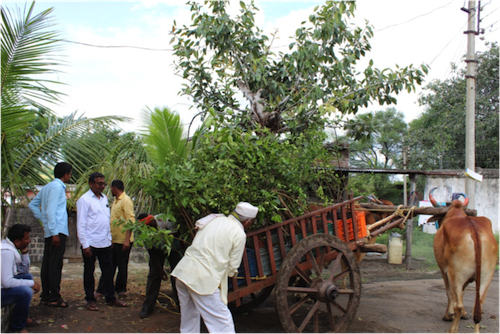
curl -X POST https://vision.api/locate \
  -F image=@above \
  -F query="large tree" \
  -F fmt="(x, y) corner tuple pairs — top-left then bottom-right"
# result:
(172, 1), (427, 135)
(407, 42), (499, 170)
(341, 108), (407, 203)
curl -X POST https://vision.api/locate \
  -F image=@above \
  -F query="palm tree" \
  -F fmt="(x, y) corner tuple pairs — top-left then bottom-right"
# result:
(1, 2), (129, 230)
(140, 106), (191, 166)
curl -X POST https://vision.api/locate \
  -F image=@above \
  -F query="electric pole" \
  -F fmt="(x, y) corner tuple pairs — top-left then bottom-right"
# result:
(463, 1), (478, 209)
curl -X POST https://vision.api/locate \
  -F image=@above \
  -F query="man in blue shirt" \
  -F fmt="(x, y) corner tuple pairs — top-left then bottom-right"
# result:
(28, 162), (72, 307)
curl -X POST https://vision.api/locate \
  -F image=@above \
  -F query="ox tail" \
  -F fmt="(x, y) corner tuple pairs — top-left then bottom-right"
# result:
(470, 218), (482, 325)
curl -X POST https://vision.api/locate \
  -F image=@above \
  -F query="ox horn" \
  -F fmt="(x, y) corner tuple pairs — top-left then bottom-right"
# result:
(429, 187), (443, 207)
(451, 192), (469, 207)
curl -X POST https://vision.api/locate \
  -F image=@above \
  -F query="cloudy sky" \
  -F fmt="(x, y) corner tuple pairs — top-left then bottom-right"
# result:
(3, 0), (498, 133)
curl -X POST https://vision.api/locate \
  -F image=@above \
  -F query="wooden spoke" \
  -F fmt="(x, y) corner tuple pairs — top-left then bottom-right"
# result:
(274, 234), (361, 333)
(331, 300), (348, 314)
(327, 252), (343, 282)
(294, 264), (312, 285)
(289, 294), (310, 314)
(326, 301), (337, 332)
(298, 300), (321, 332)
(337, 288), (355, 294)
(286, 286), (318, 294)
(308, 249), (322, 278)
(331, 268), (350, 283)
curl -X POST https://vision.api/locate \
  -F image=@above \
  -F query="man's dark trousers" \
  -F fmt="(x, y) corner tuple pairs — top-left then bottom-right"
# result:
(40, 234), (67, 303)
(97, 242), (133, 295)
(142, 248), (182, 312)
(82, 245), (117, 303)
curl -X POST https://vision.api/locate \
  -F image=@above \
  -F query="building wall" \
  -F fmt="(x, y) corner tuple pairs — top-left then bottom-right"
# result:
(6, 208), (148, 262)
(424, 172), (499, 233)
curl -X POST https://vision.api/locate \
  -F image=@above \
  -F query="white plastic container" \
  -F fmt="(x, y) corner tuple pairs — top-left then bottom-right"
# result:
(388, 233), (403, 264)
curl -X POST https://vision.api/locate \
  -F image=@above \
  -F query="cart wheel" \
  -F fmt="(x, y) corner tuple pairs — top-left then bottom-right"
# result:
(274, 234), (361, 333)
(229, 285), (274, 314)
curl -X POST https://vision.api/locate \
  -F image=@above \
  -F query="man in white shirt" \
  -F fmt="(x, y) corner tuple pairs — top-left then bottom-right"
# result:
(171, 202), (258, 333)
(1, 224), (41, 333)
(76, 173), (127, 311)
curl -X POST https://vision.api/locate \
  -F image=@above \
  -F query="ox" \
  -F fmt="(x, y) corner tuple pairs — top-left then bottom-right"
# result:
(431, 191), (498, 333)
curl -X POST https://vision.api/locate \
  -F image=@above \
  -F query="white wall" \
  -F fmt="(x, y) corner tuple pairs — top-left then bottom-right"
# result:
(424, 176), (499, 234)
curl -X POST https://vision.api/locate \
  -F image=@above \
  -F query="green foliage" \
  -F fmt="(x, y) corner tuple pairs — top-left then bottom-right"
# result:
(495, 233), (500, 259)
(344, 108), (407, 169)
(113, 218), (173, 254)
(1, 2), (132, 222)
(141, 126), (342, 231)
(172, 1), (427, 134)
(407, 42), (499, 170)
(140, 106), (190, 166)
(342, 108), (408, 204)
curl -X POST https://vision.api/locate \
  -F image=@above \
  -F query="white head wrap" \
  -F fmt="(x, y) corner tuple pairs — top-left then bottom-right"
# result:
(234, 202), (259, 220)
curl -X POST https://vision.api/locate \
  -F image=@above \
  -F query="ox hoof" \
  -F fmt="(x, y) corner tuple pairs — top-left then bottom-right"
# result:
(461, 313), (470, 320)
(442, 314), (453, 322)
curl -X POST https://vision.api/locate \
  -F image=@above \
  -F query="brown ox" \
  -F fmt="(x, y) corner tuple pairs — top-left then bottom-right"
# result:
(433, 200), (498, 333)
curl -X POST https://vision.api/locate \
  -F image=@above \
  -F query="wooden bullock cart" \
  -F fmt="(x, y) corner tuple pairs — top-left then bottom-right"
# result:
(227, 194), (367, 333)
(222, 193), (477, 333)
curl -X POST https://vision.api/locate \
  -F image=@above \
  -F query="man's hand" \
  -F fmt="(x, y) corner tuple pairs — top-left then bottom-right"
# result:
(161, 269), (169, 281)
(82, 247), (92, 258)
(52, 235), (61, 249)
(32, 282), (40, 293)
(122, 239), (130, 252)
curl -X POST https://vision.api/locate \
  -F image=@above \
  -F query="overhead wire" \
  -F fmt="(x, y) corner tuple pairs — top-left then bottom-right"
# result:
(375, 1), (455, 32)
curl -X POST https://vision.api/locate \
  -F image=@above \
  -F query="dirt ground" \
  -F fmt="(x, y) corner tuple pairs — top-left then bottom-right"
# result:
(26, 254), (499, 333)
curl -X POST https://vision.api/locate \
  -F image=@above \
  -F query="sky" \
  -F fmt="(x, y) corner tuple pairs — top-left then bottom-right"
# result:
(3, 0), (499, 134)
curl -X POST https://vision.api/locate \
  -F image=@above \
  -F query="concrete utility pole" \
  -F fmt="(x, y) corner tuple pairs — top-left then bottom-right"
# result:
(463, 0), (478, 209)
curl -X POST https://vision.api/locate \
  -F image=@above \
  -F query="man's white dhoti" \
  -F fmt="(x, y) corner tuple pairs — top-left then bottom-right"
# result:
(177, 280), (235, 333)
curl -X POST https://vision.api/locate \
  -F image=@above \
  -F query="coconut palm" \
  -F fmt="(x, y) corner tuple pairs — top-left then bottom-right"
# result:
(140, 106), (191, 166)
(1, 2), (129, 230)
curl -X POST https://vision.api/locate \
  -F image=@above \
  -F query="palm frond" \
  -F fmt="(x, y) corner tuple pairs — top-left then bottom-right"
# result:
(140, 106), (190, 165)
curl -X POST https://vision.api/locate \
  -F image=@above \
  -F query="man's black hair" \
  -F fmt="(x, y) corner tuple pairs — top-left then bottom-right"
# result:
(111, 180), (124, 191)
(7, 224), (31, 242)
(54, 162), (73, 179)
(89, 172), (105, 183)
(137, 213), (148, 220)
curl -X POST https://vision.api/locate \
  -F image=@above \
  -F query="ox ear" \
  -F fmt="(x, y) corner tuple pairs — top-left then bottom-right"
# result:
(429, 187), (443, 207)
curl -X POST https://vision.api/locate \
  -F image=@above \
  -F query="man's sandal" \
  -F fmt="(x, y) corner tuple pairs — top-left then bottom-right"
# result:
(85, 302), (99, 311)
(48, 298), (69, 308)
(107, 299), (128, 307)
(25, 318), (40, 327)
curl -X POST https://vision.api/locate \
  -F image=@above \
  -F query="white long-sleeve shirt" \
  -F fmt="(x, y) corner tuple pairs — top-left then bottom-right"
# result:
(76, 189), (111, 249)
(1, 238), (34, 289)
(171, 215), (246, 305)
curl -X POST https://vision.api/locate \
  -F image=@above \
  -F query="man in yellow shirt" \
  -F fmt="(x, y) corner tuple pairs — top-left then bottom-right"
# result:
(95, 180), (135, 298)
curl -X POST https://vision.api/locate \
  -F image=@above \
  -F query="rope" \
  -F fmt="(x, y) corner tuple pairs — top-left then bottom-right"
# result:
(155, 292), (181, 315)
(393, 205), (417, 225)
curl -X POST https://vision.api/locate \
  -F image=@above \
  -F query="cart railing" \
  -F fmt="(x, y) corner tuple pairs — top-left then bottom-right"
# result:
(228, 194), (365, 306)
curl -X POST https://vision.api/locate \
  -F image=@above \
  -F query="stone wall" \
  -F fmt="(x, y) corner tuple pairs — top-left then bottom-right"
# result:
(1, 304), (14, 332)
(5, 208), (148, 262)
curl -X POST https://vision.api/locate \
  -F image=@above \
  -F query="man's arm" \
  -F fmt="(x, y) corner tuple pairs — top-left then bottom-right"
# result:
(76, 197), (91, 256)
(1, 252), (34, 289)
(227, 231), (246, 278)
(46, 185), (65, 248)
(16, 251), (31, 274)
(121, 197), (135, 251)
(28, 192), (42, 220)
